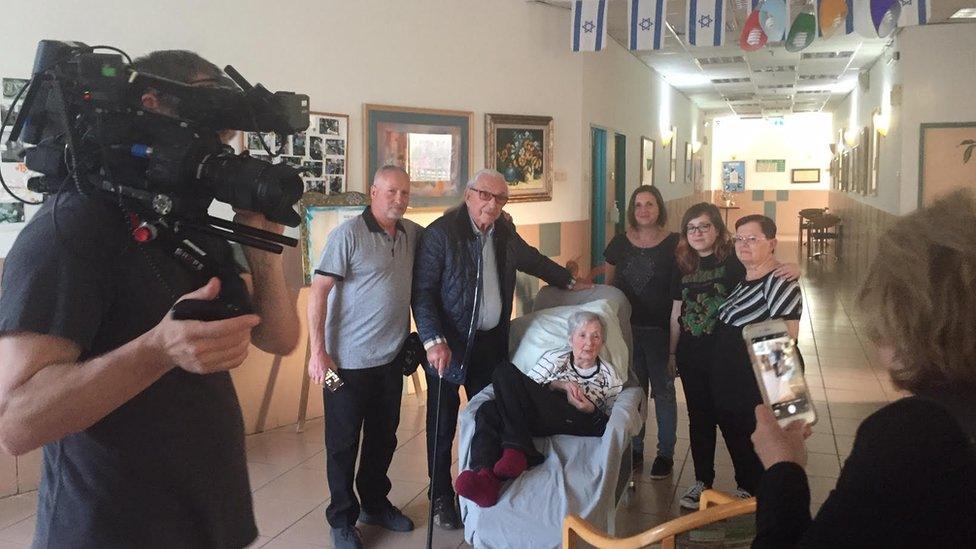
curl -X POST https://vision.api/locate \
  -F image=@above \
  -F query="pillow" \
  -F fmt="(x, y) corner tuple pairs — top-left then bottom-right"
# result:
(509, 298), (629, 382)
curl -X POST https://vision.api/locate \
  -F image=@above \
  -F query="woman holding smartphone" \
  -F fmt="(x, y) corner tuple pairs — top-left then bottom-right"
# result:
(670, 205), (798, 509)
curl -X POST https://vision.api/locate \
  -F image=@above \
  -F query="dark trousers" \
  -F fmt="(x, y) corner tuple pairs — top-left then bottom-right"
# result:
(324, 360), (403, 527)
(469, 362), (609, 470)
(426, 326), (505, 500)
(711, 325), (765, 494)
(632, 326), (676, 458)
(677, 343), (720, 486)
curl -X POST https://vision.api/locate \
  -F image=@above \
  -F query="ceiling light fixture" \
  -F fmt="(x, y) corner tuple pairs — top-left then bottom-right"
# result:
(950, 8), (976, 18)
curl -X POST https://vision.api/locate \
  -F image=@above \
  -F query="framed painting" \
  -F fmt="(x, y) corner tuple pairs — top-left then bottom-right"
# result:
(298, 191), (370, 285)
(640, 136), (655, 185)
(918, 122), (976, 208)
(791, 168), (821, 183)
(869, 108), (881, 196)
(722, 161), (746, 192)
(756, 159), (786, 172)
(364, 103), (472, 209)
(241, 111), (348, 196)
(684, 142), (693, 184)
(484, 113), (553, 202)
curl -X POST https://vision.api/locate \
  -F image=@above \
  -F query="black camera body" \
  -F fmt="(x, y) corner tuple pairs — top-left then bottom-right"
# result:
(11, 40), (309, 227)
(4, 40), (312, 321)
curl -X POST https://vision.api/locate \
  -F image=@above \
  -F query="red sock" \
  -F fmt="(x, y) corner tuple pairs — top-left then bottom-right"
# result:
(493, 448), (527, 480)
(455, 468), (501, 508)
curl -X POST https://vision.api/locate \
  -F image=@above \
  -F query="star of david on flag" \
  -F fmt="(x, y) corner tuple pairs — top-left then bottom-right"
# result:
(628, 0), (668, 51)
(572, 0), (608, 52)
(897, 0), (930, 27)
(687, 0), (724, 47)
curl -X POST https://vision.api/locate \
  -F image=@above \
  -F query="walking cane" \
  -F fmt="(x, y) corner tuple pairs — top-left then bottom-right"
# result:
(426, 373), (444, 549)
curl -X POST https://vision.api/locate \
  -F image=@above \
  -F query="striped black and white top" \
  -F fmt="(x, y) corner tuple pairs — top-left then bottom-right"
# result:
(527, 348), (624, 415)
(718, 271), (803, 327)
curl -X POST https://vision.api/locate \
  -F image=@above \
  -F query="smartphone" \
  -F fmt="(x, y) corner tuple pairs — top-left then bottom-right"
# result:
(323, 368), (345, 393)
(742, 319), (817, 427)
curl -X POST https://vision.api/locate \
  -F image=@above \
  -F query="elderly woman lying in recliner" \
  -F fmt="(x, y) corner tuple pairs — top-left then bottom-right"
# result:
(455, 310), (624, 507)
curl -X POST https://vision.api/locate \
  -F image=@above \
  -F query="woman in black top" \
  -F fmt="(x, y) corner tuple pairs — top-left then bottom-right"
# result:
(603, 185), (678, 479)
(751, 190), (976, 548)
(710, 215), (803, 497)
(669, 204), (797, 509)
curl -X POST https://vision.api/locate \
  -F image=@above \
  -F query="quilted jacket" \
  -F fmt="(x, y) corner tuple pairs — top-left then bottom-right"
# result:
(411, 205), (572, 384)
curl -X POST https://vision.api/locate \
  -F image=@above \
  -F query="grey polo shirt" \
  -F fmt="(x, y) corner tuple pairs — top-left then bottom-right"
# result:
(315, 208), (421, 370)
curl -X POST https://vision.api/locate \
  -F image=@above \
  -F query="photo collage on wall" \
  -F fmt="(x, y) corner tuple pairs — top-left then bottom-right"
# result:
(242, 112), (348, 196)
(1, 76), (33, 226)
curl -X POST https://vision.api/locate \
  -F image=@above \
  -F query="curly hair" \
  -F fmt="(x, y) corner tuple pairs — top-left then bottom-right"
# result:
(675, 202), (732, 275)
(857, 189), (976, 393)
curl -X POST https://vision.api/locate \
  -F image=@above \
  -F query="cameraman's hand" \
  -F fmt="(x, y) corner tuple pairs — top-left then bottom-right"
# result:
(426, 343), (452, 377)
(148, 278), (261, 375)
(233, 209), (285, 236)
(308, 351), (337, 385)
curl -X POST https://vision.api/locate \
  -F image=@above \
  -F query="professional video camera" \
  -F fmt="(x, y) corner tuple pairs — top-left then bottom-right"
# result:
(1, 40), (311, 320)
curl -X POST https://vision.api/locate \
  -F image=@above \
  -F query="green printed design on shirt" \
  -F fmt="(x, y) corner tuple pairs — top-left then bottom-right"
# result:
(680, 265), (729, 337)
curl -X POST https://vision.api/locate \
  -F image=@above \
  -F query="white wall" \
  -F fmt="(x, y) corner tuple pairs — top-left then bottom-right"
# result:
(581, 39), (703, 204)
(0, 0), (701, 253)
(833, 22), (976, 215)
(711, 113), (833, 191)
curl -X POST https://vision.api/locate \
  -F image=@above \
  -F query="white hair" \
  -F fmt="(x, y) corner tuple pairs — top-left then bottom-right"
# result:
(465, 168), (505, 190)
(567, 310), (607, 339)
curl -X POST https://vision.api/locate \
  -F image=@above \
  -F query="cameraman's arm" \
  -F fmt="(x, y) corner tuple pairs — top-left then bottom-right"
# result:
(234, 210), (299, 355)
(0, 281), (260, 456)
(241, 249), (299, 355)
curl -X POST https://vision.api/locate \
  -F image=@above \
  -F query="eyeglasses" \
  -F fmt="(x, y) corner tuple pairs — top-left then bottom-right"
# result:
(686, 223), (713, 235)
(470, 187), (509, 205)
(733, 235), (768, 246)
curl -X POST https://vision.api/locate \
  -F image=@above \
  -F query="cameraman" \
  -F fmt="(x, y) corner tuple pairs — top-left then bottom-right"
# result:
(0, 50), (299, 549)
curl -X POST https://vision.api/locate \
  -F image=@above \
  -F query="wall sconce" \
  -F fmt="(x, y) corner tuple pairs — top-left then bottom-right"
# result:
(692, 140), (703, 154)
(844, 127), (859, 147)
(873, 111), (890, 137)
(661, 126), (676, 147)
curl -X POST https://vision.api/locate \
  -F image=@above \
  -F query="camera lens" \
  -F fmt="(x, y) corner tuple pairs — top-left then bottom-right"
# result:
(198, 151), (303, 227)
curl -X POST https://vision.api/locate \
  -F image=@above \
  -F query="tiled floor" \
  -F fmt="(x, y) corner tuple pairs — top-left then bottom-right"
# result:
(0, 240), (901, 547)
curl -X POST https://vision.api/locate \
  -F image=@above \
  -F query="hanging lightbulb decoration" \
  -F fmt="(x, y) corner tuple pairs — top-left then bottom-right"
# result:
(818, 0), (848, 39)
(758, 0), (789, 42)
(870, 0), (901, 38)
(739, 9), (769, 51)
(785, 4), (817, 52)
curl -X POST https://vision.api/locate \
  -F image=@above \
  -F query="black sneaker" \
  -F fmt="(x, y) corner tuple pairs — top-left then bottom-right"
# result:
(649, 455), (674, 480)
(330, 525), (364, 549)
(432, 495), (461, 530)
(359, 505), (415, 532)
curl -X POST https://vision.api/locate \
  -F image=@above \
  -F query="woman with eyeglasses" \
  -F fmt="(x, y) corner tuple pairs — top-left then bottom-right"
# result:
(670, 204), (798, 510)
(602, 185), (679, 480)
(707, 214), (803, 499)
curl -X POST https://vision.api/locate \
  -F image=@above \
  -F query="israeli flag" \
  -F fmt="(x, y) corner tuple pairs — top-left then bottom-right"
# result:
(628, 0), (668, 51)
(572, 0), (608, 52)
(687, 0), (725, 47)
(898, 0), (931, 27)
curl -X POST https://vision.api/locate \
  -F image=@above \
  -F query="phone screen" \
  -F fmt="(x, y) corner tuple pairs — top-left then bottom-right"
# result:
(750, 333), (813, 421)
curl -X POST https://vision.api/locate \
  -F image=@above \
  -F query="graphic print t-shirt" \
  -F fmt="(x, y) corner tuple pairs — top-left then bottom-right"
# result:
(526, 348), (624, 415)
(671, 253), (746, 341)
(604, 232), (678, 328)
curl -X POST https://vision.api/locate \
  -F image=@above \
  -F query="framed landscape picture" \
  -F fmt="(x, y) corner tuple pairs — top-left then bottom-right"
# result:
(485, 113), (553, 202)
(241, 111), (348, 196)
(640, 136), (655, 185)
(364, 103), (472, 209)
(791, 168), (821, 183)
(299, 192), (369, 285)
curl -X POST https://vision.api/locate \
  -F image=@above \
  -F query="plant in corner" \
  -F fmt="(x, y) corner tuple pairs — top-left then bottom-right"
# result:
(961, 139), (975, 164)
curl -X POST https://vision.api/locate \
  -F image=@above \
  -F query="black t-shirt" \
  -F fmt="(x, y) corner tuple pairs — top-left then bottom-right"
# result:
(604, 232), (678, 329)
(670, 253), (746, 353)
(0, 194), (256, 549)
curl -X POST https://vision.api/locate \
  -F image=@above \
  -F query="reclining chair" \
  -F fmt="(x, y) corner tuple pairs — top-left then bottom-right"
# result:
(456, 285), (645, 548)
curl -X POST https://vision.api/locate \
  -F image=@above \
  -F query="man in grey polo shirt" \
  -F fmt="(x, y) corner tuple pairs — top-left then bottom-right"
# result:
(307, 165), (421, 549)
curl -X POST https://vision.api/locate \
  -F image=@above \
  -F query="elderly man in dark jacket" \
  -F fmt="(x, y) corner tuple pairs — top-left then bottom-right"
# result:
(412, 168), (588, 529)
